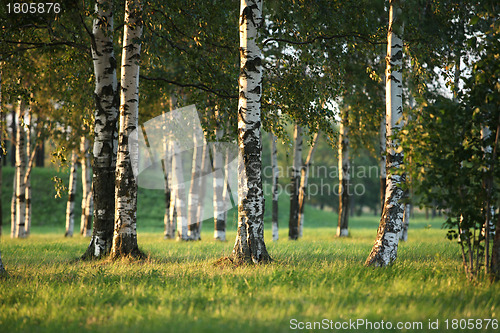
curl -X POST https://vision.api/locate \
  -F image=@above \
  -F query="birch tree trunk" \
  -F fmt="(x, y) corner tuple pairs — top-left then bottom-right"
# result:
(195, 143), (208, 235)
(337, 108), (350, 237)
(298, 131), (320, 238)
(80, 137), (92, 236)
(24, 112), (31, 237)
(10, 169), (16, 238)
(270, 133), (279, 241)
(161, 132), (173, 239)
(288, 124), (303, 240)
(171, 141), (188, 241)
(231, 0), (271, 264)
(399, 203), (410, 241)
(0, 249), (5, 275)
(187, 125), (203, 241)
(365, 0), (405, 267)
(213, 113), (226, 241)
(111, 0), (143, 258)
(65, 150), (78, 237)
(83, 0), (119, 259)
(379, 113), (386, 215)
(14, 99), (27, 239)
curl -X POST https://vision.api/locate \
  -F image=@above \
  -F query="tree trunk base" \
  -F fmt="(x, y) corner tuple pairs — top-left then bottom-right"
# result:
(81, 234), (113, 260)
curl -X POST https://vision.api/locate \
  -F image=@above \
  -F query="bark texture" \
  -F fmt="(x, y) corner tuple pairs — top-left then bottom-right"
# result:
(83, 0), (119, 259)
(337, 108), (350, 237)
(399, 203), (410, 241)
(288, 124), (303, 240)
(298, 131), (320, 237)
(379, 113), (387, 214)
(14, 99), (27, 238)
(171, 140), (188, 241)
(65, 150), (78, 237)
(111, 0), (143, 258)
(270, 133), (279, 241)
(231, 0), (271, 264)
(188, 133), (203, 240)
(213, 111), (226, 241)
(365, 0), (405, 267)
(80, 137), (93, 236)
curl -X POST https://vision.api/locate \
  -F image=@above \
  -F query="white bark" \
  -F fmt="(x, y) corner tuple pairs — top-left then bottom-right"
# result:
(231, 0), (271, 264)
(24, 111), (32, 237)
(195, 142), (208, 233)
(365, 0), (405, 267)
(380, 113), (386, 213)
(84, 0), (119, 259)
(10, 169), (16, 238)
(111, 0), (143, 257)
(400, 203), (410, 241)
(270, 133), (279, 241)
(213, 111), (226, 241)
(14, 99), (26, 238)
(337, 109), (350, 237)
(80, 137), (92, 236)
(289, 124), (303, 240)
(65, 150), (78, 237)
(187, 122), (203, 240)
(171, 141), (188, 241)
(298, 131), (320, 238)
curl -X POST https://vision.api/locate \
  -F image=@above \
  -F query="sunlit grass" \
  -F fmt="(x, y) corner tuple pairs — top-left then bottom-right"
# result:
(1, 215), (499, 333)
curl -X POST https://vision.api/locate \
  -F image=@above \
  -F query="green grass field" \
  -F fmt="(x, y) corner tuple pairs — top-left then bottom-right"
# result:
(1, 167), (499, 332)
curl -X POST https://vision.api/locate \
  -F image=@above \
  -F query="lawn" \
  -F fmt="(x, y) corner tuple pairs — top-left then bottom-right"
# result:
(1, 167), (499, 332)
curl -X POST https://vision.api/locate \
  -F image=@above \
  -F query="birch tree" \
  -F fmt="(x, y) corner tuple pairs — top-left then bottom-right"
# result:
(337, 108), (350, 237)
(65, 150), (78, 237)
(171, 140), (188, 241)
(298, 131), (319, 237)
(288, 124), (303, 240)
(14, 99), (27, 238)
(83, 0), (119, 259)
(270, 132), (279, 241)
(0, 249), (5, 275)
(231, 0), (271, 264)
(187, 123), (203, 241)
(213, 109), (226, 241)
(379, 114), (386, 213)
(111, 0), (143, 258)
(365, 0), (405, 267)
(80, 137), (92, 236)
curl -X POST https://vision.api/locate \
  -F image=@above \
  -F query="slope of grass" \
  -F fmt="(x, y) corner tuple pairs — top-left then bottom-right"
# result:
(1, 167), (499, 332)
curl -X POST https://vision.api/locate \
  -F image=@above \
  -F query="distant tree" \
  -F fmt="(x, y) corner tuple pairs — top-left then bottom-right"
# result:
(337, 107), (350, 237)
(269, 132), (279, 241)
(288, 124), (303, 240)
(65, 150), (78, 237)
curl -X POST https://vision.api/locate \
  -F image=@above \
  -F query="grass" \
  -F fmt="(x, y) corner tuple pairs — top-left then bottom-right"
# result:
(1, 167), (499, 332)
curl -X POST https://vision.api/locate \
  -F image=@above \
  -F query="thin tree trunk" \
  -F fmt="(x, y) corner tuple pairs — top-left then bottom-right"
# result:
(213, 112), (226, 241)
(161, 132), (173, 239)
(298, 131), (320, 238)
(0, 249), (5, 275)
(399, 203), (410, 241)
(288, 124), (303, 240)
(365, 0), (405, 267)
(379, 113), (386, 215)
(10, 168), (16, 238)
(195, 142), (208, 237)
(187, 123), (203, 241)
(337, 108), (350, 237)
(270, 132), (279, 241)
(231, 0), (271, 264)
(14, 99), (27, 239)
(10, 108), (15, 167)
(0, 67), (3, 237)
(111, 0), (143, 258)
(171, 140), (188, 241)
(80, 137), (92, 236)
(84, 186), (93, 237)
(492, 208), (500, 280)
(24, 111), (32, 237)
(83, 0), (119, 259)
(65, 150), (78, 237)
